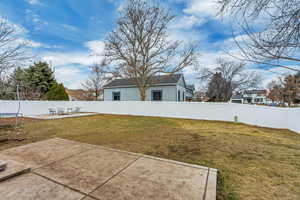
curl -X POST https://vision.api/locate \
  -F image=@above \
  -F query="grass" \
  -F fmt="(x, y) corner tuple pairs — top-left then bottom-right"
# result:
(1, 114), (300, 200)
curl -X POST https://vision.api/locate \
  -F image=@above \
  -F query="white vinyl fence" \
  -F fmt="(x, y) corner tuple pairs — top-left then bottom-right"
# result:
(1, 100), (299, 134)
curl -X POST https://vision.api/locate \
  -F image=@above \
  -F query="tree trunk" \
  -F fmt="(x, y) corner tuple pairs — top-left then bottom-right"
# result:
(95, 91), (98, 101)
(139, 88), (147, 101)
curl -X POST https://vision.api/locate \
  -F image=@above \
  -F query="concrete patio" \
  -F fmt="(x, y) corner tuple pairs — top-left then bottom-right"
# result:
(0, 138), (217, 200)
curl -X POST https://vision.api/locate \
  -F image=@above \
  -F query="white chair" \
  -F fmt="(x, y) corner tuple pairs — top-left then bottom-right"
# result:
(73, 107), (81, 113)
(57, 108), (65, 115)
(49, 108), (56, 115)
(67, 108), (73, 114)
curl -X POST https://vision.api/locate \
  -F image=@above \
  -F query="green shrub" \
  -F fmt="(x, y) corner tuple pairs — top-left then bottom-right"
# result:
(47, 83), (69, 101)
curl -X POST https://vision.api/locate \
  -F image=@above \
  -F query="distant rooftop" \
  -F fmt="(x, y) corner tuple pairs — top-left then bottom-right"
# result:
(244, 90), (267, 95)
(231, 95), (243, 99)
(186, 85), (195, 91)
(65, 89), (92, 101)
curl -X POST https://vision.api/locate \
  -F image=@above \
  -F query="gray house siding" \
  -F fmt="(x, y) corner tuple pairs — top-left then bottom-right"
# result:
(176, 85), (186, 101)
(103, 74), (194, 102)
(176, 76), (187, 101)
(104, 87), (140, 101)
(104, 85), (177, 101)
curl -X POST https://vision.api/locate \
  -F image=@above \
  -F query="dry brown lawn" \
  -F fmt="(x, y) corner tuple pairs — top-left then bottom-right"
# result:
(0, 114), (299, 200)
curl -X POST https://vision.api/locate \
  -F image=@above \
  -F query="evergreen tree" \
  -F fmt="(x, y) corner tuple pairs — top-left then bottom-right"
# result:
(4, 61), (73, 101)
(25, 61), (56, 97)
(0, 67), (25, 99)
(47, 83), (69, 101)
(9, 67), (27, 89)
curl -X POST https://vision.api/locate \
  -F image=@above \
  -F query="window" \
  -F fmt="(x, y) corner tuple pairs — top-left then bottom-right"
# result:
(112, 92), (120, 101)
(178, 91), (181, 101)
(183, 91), (185, 101)
(152, 90), (162, 101)
(254, 98), (261, 103)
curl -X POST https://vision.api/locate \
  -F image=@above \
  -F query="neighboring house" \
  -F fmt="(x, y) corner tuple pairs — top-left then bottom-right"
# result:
(103, 74), (194, 101)
(231, 95), (244, 104)
(65, 89), (95, 101)
(193, 91), (209, 102)
(243, 90), (270, 104)
(231, 90), (271, 104)
(186, 85), (195, 101)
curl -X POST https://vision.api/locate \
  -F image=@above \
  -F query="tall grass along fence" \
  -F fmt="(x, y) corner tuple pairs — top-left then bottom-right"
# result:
(1, 100), (299, 134)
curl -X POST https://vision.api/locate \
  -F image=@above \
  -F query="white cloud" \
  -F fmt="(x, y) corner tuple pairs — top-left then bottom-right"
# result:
(61, 24), (78, 32)
(117, 2), (126, 12)
(171, 15), (205, 30)
(41, 40), (105, 66)
(54, 66), (89, 89)
(0, 18), (28, 36)
(89, 16), (102, 24)
(0, 18), (45, 51)
(84, 40), (105, 55)
(42, 52), (97, 66)
(167, 0), (219, 45)
(242, 67), (295, 89)
(45, 44), (64, 49)
(55, 67), (81, 81)
(168, 28), (206, 44)
(27, 0), (41, 5)
(41, 51), (94, 89)
(23, 39), (43, 48)
(38, 40), (106, 89)
(184, 0), (219, 18)
(25, 9), (48, 31)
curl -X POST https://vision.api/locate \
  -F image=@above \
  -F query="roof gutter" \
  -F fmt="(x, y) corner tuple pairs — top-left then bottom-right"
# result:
(103, 83), (178, 89)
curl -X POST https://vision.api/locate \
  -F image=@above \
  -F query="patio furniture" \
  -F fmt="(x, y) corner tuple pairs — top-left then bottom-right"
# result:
(57, 108), (65, 115)
(73, 107), (81, 113)
(48, 108), (56, 115)
(67, 108), (73, 114)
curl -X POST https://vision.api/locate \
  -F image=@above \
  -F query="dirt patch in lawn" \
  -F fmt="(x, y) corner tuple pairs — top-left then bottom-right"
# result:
(0, 117), (41, 144)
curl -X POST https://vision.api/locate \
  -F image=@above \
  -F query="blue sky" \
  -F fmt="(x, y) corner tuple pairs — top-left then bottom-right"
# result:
(0, 0), (293, 89)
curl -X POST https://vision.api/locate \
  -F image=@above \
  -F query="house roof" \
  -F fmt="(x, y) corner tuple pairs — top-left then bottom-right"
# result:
(244, 90), (267, 95)
(186, 85), (195, 92)
(104, 74), (183, 88)
(65, 89), (92, 101)
(231, 95), (243, 100)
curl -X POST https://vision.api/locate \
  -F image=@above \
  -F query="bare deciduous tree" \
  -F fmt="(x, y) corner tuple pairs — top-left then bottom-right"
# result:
(205, 72), (227, 102)
(199, 58), (261, 102)
(82, 64), (107, 100)
(102, 0), (198, 100)
(219, 0), (300, 72)
(0, 18), (28, 99)
(282, 74), (300, 106)
(267, 73), (300, 106)
(267, 80), (282, 103)
(0, 18), (26, 82)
